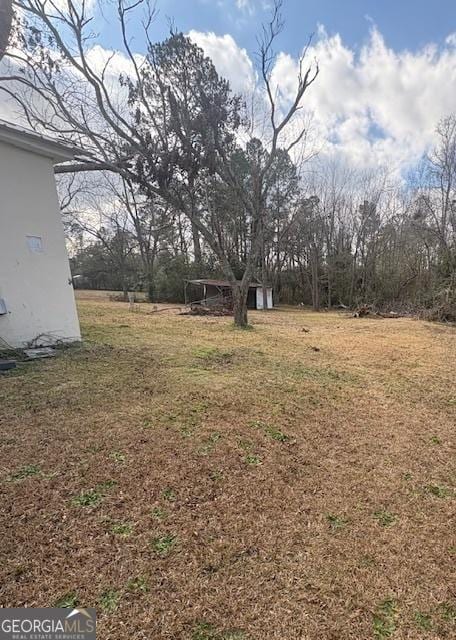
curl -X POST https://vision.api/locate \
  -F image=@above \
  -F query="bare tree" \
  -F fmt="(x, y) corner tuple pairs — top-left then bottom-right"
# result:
(64, 176), (136, 298)
(416, 116), (456, 271)
(64, 172), (173, 300)
(1, 0), (318, 325)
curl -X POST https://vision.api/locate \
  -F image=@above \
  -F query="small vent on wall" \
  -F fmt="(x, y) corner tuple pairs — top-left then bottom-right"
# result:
(27, 235), (44, 253)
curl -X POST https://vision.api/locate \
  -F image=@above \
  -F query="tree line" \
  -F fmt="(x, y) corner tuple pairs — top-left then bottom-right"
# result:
(1, 1), (455, 321)
(67, 120), (456, 320)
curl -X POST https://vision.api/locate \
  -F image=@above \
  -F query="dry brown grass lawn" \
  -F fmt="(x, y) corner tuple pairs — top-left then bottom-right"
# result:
(1, 296), (455, 640)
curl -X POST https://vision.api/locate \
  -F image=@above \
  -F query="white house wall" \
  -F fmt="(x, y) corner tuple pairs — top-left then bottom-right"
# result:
(0, 140), (81, 347)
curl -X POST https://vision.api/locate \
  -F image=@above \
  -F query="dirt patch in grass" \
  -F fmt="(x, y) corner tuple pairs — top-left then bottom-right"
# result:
(0, 301), (455, 639)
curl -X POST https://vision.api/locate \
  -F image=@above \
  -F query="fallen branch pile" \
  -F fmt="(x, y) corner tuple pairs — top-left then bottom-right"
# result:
(353, 305), (402, 319)
(421, 302), (456, 323)
(181, 304), (233, 317)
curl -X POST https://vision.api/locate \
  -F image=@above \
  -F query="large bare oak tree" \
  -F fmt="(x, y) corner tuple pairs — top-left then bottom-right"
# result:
(1, 0), (318, 325)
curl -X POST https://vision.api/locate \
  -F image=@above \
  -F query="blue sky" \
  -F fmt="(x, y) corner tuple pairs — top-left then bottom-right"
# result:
(2, 0), (452, 173)
(85, 0), (456, 172)
(99, 0), (456, 58)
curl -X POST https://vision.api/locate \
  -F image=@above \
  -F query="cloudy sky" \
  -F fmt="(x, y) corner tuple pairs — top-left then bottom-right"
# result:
(4, 0), (456, 174)
(89, 0), (456, 173)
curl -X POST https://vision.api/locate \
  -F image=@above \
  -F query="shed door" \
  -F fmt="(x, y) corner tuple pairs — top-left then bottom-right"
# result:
(256, 288), (264, 309)
(256, 288), (273, 309)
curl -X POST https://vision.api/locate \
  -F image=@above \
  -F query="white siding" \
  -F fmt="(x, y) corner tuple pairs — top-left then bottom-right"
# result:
(256, 287), (273, 309)
(0, 140), (81, 347)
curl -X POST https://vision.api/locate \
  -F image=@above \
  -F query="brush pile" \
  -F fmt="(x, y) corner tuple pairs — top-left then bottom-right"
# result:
(420, 285), (456, 323)
(183, 303), (233, 317)
(353, 305), (402, 319)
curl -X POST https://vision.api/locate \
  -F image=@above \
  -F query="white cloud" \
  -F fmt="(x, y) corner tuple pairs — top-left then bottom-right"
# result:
(234, 0), (271, 12)
(45, 0), (96, 12)
(305, 27), (456, 170)
(0, 43), (139, 132)
(187, 30), (255, 94)
(191, 25), (456, 173)
(235, 0), (254, 12)
(84, 45), (143, 81)
(3, 18), (456, 176)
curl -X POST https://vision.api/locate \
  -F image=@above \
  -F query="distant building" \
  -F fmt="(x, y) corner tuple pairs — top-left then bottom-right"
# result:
(0, 120), (81, 347)
(185, 279), (273, 310)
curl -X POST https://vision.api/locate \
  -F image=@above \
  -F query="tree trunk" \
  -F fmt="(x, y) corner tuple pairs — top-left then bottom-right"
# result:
(349, 245), (360, 308)
(311, 249), (320, 311)
(261, 226), (268, 310)
(122, 280), (129, 302)
(327, 256), (332, 309)
(232, 283), (249, 327)
(191, 220), (202, 268)
(0, 0), (12, 60)
(146, 267), (155, 302)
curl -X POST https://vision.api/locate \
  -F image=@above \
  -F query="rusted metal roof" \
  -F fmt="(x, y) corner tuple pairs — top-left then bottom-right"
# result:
(187, 279), (267, 288)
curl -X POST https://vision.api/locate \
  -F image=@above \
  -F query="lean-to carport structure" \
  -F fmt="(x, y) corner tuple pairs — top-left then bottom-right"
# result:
(184, 279), (273, 310)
